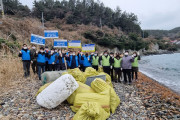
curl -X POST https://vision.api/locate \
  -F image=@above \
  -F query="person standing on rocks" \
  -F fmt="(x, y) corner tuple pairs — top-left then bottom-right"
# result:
(55, 49), (67, 70)
(36, 47), (46, 80)
(44, 46), (50, 71)
(81, 52), (92, 71)
(91, 51), (99, 71)
(131, 52), (141, 81)
(19, 44), (31, 77)
(113, 53), (122, 83)
(30, 44), (37, 74)
(99, 51), (112, 75)
(121, 51), (134, 84)
(48, 48), (56, 71)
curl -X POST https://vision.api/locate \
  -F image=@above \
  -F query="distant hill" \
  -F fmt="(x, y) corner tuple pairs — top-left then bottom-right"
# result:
(145, 27), (180, 39)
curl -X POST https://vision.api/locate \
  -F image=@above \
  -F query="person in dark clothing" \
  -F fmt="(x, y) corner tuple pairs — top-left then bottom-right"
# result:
(110, 52), (114, 80)
(30, 45), (37, 74)
(48, 48), (56, 71)
(19, 44), (31, 77)
(54, 48), (59, 70)
(44, 46), (50, 71)
(131, 52), (141, 81)
(36, 47), (46, 80)
(55, 50), (67, 70)
(90, 51), (99, 71)
(67, 51), (79, 69)
(81, 53), (91, 71)
(99, 51), (112, 75)
(112, 53), (122, 83)
(78, 51), (84, 71)
(121, 51), (134, 84)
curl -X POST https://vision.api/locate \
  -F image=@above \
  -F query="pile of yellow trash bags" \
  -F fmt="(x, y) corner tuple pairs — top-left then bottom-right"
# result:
(36, 67), (120, 120)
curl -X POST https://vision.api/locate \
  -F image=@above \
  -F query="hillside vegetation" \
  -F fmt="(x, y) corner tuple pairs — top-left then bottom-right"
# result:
(0, 0), (151, 52)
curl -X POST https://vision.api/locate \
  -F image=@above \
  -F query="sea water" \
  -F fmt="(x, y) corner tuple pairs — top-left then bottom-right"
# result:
(139, 53), (180, 94)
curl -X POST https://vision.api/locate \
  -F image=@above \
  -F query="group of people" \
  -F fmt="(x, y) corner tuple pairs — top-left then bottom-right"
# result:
(19, 44), (140, 84)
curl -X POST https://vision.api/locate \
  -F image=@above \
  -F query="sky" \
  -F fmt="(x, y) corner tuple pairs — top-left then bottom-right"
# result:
(19, 0), (180, 30)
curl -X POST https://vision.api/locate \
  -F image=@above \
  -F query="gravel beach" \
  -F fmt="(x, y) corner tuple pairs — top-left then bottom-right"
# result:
(0, 72), (180, 120)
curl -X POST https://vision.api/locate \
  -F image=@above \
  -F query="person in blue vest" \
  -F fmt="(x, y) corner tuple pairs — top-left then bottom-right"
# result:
(36, 47), (46, 80)
(55, 50), (67, 70)
(67, 51), (79, 69)
(48, 48), (56, 71)
(81, 53), (91, 71)
(44, 46), (50, 71)
(78, 51), (84, 71)
(19, 44), (31, 77)
(131, 52), (141, 81)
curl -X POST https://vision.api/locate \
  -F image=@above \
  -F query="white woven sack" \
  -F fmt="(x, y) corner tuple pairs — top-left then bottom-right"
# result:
(36, 74), (79, 109)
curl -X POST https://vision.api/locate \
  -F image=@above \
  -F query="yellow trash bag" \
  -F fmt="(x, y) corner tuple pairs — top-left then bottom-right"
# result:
(67, 81), (95, 104)
(35, 82), (52, 96)
(71, 90), (111, 113)
(73, 102), (110, 120)
(98, 72), (113, 87)
(98, 67), (103, 73)
(91, 78), (120, 114)
(84, 67), (99, 78)
(67, 68), (86, 83)
(62, 72), (68, 75)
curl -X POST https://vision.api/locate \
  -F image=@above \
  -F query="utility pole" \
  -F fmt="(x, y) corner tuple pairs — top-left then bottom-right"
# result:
(0, 0), (4, 19)
(100, 18), (102, 30)
(42, 12), (44, 28)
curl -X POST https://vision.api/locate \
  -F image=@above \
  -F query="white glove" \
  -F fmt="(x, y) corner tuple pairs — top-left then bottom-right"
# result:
(132, 55), (134, 58)
(52, 62), (55, 65)
(36, 51), (38, 54)
(121, 68), (123, 71)
(31, 61), (33, 64)
(19, 51), (22, 54)
(110, 66), (113, 69)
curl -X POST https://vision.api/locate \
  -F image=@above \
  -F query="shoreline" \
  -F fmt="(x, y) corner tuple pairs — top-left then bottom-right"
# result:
(141, 50), (180, 56)
(135, 72), (180, 119)
(139, 70), (180, 95)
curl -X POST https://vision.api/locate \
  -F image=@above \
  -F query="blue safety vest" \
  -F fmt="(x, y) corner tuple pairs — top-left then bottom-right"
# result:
(48, 53), (56, 64)
(83, 55), (91, 67)
(37, 53), (46, 63)
(21, 50), (31, 60)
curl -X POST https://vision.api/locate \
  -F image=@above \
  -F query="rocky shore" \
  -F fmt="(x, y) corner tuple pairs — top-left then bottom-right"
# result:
(0, 73), (180, 120)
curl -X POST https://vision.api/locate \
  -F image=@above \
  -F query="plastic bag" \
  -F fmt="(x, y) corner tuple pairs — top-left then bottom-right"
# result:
(36, 74), (79, 109)
(84, 67), (99, 78)
(98, 72), (113, 87)
(35, 82), (52, 96)
(91, 78), (120, 113)
(73, 102), (110, 120)
(67, 81), (95, 104)
(41, 71), (67, 84)
(71, 90), (110, 113)
(98, 67), (103, 73)
(67, 68), (86, 83)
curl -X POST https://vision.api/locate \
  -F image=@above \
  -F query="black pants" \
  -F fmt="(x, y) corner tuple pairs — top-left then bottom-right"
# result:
(92, 65), (98, 71)
(23, 61), (30, 77)
(114, 68), (122, 82)
(45, 61), (49, 71)
(49, 64), (55, 71)
(79, 64), (84, 71)
(37, 65), (45, 80)
(110, 67), (114, 80)
(123, 69), (132, 83)
(132, 67), (138, 80)
(56, 64), (66, 71)
(31, 60), (37, 74)
(103, 66), (110, 75)
(83, 66), (89, 72)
